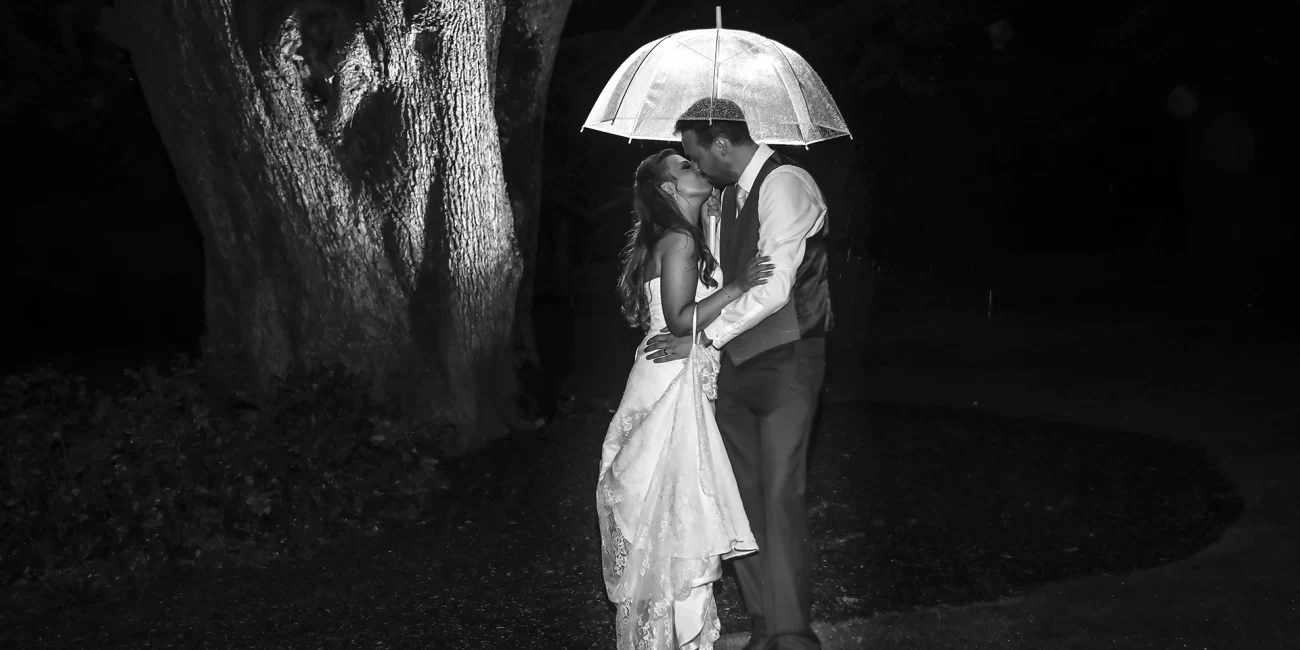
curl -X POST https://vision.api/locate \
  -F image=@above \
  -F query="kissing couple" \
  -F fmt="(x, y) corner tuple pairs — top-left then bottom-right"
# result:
(597, 97), (834, 650)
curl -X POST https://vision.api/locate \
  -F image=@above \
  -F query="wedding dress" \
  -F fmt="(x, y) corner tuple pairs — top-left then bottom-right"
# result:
(597, 277), (758, 650)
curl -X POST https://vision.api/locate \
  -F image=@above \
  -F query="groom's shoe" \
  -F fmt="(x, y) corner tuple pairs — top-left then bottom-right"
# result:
(741, 635), (769, 650)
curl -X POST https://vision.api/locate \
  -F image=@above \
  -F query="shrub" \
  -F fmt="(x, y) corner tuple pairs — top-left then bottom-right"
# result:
(0, 358), (449, 601)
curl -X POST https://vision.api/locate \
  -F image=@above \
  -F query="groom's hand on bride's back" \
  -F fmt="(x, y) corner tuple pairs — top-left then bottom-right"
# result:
(643, 328), (711, 363)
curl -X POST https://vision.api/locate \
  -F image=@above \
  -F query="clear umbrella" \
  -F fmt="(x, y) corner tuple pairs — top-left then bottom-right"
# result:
(582, 8), (850, 146)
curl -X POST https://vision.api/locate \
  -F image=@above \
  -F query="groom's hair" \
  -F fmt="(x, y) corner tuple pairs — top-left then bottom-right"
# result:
(674, 97), (754, 146)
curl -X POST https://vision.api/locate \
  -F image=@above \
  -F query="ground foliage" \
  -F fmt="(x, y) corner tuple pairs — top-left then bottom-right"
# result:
(2, 388), (1241, 647)
(0, 359), (450, 606)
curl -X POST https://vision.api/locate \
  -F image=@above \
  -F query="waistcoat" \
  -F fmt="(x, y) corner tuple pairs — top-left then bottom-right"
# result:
(718, 152), (833, 365)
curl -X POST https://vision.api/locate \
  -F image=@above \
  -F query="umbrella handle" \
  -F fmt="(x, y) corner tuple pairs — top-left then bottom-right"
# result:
(716, 6), (721, 29)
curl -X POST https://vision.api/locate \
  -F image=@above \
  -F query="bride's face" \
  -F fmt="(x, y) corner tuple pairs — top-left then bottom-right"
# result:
(661, 154), (713, 200)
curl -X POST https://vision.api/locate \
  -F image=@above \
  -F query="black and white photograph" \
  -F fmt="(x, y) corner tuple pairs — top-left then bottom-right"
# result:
(1, 1), (1290, 648)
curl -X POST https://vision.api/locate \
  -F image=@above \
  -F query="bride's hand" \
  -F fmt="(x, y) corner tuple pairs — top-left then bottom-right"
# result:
(735, 254), (773, 293)
(702, 187), (722, 219)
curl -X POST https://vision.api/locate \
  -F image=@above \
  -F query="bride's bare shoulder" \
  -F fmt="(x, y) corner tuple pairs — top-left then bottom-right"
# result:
(645, 231), (696, 280)
(654, 230), (696, 257)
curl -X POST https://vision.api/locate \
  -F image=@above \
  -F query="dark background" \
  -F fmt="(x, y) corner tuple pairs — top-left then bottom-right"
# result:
(0, 0), (1287, 379)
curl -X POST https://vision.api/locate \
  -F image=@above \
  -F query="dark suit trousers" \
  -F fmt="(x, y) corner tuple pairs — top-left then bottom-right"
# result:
(716, 337), (826, 650)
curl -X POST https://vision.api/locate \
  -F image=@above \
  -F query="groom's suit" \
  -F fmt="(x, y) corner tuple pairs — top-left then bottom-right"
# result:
(704, 145), (831, 650)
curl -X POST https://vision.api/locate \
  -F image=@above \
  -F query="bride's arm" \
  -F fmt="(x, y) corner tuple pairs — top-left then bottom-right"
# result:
(659, 232), (766, 338)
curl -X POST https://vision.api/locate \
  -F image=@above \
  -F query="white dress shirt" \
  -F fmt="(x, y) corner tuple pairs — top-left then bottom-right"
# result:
(703, 144), (827, 350)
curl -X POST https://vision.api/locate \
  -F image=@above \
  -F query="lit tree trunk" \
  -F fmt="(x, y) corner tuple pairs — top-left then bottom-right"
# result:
(111, 0), (560, 453)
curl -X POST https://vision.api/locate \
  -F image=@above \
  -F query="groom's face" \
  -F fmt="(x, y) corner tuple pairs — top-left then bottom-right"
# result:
(680, 131), (733, 187)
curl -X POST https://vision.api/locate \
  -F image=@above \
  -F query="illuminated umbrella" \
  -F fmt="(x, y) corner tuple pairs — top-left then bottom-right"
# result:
(582, 8), (850, 146)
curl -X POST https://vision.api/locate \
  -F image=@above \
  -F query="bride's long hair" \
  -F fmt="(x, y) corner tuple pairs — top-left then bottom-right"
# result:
(617, 149), (719, 329)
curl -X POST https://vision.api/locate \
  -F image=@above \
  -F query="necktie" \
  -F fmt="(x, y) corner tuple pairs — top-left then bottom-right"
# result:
(721, 184), (738, 220)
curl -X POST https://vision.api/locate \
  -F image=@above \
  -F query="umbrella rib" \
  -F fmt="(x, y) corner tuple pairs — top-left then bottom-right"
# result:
(612, 34), (673, 129)
(768, 40), (816, 143)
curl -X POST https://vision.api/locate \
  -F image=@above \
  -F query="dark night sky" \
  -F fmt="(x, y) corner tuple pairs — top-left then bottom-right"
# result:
(0, 0), (1287, 378)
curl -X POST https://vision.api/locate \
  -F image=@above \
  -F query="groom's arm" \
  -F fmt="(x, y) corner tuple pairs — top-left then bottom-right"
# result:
(702, 168), (826, 349)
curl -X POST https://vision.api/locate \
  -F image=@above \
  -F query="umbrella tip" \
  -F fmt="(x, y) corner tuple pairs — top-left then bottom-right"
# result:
(716, 6), (721, 29)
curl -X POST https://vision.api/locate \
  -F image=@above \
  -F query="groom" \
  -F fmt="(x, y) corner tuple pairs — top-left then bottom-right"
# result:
(644, 98), (832, 650)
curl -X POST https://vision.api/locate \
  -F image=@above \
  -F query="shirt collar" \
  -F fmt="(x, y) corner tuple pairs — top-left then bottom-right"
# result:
(735, 144), (774, 195)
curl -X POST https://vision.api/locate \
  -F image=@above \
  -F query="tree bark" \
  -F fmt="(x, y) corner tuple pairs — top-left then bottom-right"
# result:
(113, 0), (551, 454)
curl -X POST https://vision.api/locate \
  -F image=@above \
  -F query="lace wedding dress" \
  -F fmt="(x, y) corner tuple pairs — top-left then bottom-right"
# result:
(597, 277), (758, 650)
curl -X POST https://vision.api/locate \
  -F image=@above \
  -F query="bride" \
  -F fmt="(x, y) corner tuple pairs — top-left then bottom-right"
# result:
(597, 148), (771, 649)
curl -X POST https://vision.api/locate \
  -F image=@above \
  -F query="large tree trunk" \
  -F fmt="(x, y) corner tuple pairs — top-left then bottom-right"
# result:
(113, 0), (553, 454)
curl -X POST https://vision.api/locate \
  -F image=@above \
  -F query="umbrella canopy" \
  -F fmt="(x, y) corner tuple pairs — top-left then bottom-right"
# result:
(582, 20), (850, 146)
